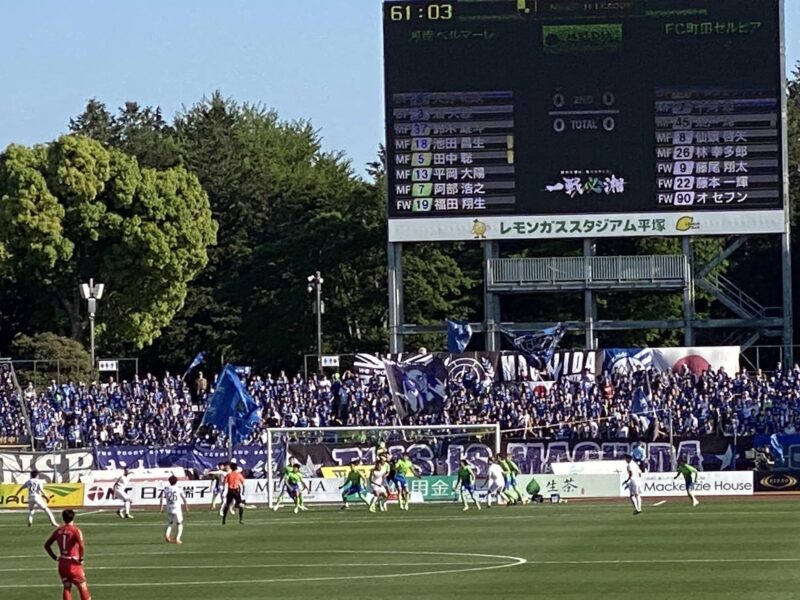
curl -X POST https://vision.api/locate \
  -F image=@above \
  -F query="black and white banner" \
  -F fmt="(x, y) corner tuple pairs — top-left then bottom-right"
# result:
(0, 450), (94, 483)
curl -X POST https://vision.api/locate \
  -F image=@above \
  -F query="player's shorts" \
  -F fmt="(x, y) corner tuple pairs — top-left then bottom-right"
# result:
(394, 475), (408, 489)
(684, 477), (695, 491)
(166, 509), (183, 525)
(115, 489), (131, 503)
(371, 484), (387, 497)
(225, 489), (243, 507)
(28, 496), (49, 511)
(58, 559), (86, 585)
(213, 485), (223, 496)
(286, 484), (300, 500)
(487, 481), (504, 495)
(460, 481), (475, 493)
(344, 484), (363, 496)
(628, 480), (640, 496)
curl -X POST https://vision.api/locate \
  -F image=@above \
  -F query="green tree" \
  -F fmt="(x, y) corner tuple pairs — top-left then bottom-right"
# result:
(0, 135), (217, 351)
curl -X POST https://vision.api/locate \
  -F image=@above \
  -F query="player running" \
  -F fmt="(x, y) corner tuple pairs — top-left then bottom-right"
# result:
(17, 470), (58, 527)
(368, 458), (390, 513)
(394, 451), (418, 511)
(207, 462), (228, 515)
(114, 466), (134, 519)
(340, 461), (368, 509)
(455, 459), (481, 511)
(499, 453), (525, 505)
(675, 457), (700, 507)
(272, 460), (300, 512)
(160, 475), (189, 544)
(44, 509), (92, 600)
(221, 462), (246, 525)
(286, 463), (309, 514)
(485, 456), (509, 508)
(624, 454), (643, 515)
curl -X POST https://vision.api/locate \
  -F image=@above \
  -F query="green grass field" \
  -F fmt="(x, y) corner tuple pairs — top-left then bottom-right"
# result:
(1, 499), (799, 600)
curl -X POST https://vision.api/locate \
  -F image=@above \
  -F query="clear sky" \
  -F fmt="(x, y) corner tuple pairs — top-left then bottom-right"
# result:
(1, 1), (798, 177)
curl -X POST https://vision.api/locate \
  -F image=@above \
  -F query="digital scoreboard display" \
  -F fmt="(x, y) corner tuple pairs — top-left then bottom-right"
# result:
(383, 0), (786, 242)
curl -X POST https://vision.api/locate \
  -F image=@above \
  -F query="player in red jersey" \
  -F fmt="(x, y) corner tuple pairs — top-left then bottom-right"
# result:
(44, 509), (92, 600)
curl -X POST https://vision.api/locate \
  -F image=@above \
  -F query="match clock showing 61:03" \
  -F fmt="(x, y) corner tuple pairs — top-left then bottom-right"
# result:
(388, 3), (454, 21)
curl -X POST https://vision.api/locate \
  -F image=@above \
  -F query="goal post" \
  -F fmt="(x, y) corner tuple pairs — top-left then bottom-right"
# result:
(264, 424), (501, 508)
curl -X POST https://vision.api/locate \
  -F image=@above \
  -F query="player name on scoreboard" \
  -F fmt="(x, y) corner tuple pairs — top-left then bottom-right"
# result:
(391, 91), (516, 214)
(654, 88), (780, 209)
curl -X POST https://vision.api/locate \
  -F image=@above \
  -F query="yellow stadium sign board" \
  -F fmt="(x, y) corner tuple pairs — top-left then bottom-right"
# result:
(0, 483), (85, 508)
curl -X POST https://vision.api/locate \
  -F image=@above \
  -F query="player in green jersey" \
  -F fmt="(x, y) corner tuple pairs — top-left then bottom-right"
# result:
(340, 461), (368, 509)
(394, 452), (419, 511)
(455, 459), (481, 511)
(285, 464), (309, 514)
(272, 461), (298, 512)
(675, 457), (700, 506)
(499, 453), (526, 504)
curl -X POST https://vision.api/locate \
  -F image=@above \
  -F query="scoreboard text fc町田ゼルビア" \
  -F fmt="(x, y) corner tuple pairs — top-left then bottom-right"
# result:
(383, 0), (787, 242)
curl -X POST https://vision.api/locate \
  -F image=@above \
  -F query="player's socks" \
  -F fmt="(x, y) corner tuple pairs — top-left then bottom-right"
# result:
(62, 588), (71, 600)
(165, 525), (172, 542)
(78, 584), (91, 600)
(28, 511), (34, 526)
(176, 524), (183, 542)
(238, 506), (244, 523)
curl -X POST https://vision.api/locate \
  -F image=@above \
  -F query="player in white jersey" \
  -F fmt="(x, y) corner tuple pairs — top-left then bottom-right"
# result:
(368, 459), (389, 513)
(160, 475), (188, 544)
(624, 454), (643, 515)
(485, 456), (507, 508)
(17, 470), (58, 527)
(114, 466), (134, 519)
(206, 462), (228, 515)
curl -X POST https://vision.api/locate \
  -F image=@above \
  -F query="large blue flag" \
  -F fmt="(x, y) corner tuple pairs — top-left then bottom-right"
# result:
(383, 357), (448, 420)
(202, 364), (262, 446)
(503, 323), (567, 373)
(446, 319), (473, 353)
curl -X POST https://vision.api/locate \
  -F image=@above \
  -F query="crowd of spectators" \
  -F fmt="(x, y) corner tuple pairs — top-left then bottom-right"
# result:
(1, 360), (800, 450)
(0, 363), (28, 445)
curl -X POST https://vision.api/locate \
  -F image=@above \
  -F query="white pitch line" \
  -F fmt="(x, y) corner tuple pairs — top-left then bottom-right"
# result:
(652, 501), (667, 507)
(0, 550), (527, 589)
(0, 509), (796, 529)
(77, 509), (104, 516)
(533, 558), (800, 565)
(0, 561), (506, 573)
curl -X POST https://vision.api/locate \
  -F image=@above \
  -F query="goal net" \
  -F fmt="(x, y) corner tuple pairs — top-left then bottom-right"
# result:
(264, 424), (500, 508)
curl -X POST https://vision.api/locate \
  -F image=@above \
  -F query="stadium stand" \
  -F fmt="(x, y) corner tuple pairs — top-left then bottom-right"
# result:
(0, 364), (799, 450)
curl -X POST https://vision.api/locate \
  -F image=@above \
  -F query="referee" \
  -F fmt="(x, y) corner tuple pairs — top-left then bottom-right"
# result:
(222, 462), (246, 525)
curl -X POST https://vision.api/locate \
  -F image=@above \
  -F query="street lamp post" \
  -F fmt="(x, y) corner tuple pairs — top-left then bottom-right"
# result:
(79, 279), (105, 372)
(307, 272), (324, 374)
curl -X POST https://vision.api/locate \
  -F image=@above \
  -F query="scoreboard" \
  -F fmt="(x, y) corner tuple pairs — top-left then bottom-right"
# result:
(383, 0), (786, 242)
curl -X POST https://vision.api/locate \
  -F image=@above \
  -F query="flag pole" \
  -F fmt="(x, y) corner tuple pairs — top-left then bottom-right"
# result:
(227, 417), (233, 461)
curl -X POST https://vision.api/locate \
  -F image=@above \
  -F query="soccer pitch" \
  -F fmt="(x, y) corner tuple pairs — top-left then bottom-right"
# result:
(1, 500), (798, 600)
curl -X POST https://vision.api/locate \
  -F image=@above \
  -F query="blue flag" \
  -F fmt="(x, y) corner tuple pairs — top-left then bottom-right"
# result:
(446, 319), (472, 353)
(770, 434), (784, 463)
(202, 364), (262, 446)
(503, 323), (567, 372)
(182, 352), (205, 380)
(383, 357), (448, 420)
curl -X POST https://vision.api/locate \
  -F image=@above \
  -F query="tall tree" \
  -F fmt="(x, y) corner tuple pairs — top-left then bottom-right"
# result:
(0, 135), (217, 351)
